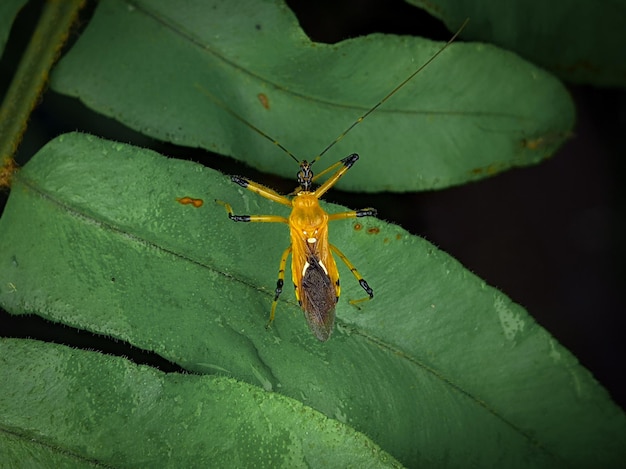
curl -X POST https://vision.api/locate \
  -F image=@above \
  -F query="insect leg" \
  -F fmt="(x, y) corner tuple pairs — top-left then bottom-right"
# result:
(230, 175), (292, 207)
(313, 153), (360, 199)
(215, 200), (289, 223)
(328, 207), (377, 221)
(310, 160), (344, 183)
(267, 245), (293, 329)
(329, 243), (373, 305)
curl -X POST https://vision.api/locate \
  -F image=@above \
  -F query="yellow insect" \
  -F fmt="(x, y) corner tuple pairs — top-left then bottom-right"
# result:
(214, 21), (467, 341)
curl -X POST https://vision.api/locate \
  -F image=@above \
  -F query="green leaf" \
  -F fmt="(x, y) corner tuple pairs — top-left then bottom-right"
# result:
(1, 133), (625, 467)
(50, 0), (574, 192)
(409, 0), (626, 87)
(0, 0), (27, 55)
(0, 338), (401, 468)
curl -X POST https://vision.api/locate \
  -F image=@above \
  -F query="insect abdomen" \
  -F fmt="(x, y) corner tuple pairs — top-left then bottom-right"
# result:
(300, 255), (338, 341)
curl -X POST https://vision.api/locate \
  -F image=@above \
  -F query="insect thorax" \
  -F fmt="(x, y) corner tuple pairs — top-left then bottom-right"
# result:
(289, 193), (328, 244)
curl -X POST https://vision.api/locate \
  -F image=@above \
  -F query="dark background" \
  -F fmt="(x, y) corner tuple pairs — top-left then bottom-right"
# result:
(1, 0), (624, 410)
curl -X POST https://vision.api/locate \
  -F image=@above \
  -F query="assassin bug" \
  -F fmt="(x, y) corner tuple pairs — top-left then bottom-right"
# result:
(214, 20), (468, 341)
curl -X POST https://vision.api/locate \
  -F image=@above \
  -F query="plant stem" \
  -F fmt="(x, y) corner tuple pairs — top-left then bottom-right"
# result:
(0, 0), (85, 188)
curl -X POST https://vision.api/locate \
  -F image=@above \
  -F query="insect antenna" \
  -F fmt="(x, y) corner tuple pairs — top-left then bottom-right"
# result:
(310, 18), (469, 172)
(196, 84), (300, 165)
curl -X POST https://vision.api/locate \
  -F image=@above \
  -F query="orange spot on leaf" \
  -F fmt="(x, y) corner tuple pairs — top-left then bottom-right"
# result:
(522, 132), (572, 151)
(258, 93), (270, 109)
(470, 163), (500, 177)
(177, 196), (204, 208)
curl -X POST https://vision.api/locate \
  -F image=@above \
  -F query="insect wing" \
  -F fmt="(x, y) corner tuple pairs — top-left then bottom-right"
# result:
(299, 254), (338, 341)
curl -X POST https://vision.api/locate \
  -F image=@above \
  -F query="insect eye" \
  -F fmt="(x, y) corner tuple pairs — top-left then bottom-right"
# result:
(297, 172), (312, 191)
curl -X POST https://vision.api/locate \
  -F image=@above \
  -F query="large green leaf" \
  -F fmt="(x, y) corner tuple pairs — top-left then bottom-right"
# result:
(0, 0), (27, 55)
(409, 0), (626, 87)
(0, 338), (400, 468)
(1, 133), (624, 467)
(49, 0), (574, 192)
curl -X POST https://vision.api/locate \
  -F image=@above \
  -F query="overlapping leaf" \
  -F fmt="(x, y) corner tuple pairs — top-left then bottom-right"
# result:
(0, 0), (27, 54)
(50, 0), (574, 192)
(0, 338), (401, 468)
(409, 0), (626, 86)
